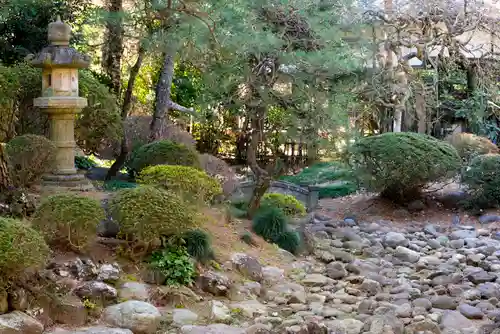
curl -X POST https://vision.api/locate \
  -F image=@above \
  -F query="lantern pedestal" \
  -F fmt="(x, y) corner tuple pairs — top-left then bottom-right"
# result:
(34, 97), (93, 191)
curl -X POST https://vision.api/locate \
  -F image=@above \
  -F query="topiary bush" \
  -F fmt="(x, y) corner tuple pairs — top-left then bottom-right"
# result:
(445, 132), (499, 163)
(349, 132), (461, 203)
(137, 165), (222, 203)
(182, 229), (213, 263)
(461, 154), (500, 210)
(108, 186), (200, 245)
(149, 244), (195, 286)
(0, 218), (49, 286)
(6, 134), (57, 187)
(31, 194), (105, 250)
(260, 193), (306, 216)
(126, 140), (200, 177)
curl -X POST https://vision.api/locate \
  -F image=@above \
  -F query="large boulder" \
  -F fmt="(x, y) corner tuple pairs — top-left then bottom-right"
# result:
(0, 311), (44, 334)
(102, 301), (161, 334)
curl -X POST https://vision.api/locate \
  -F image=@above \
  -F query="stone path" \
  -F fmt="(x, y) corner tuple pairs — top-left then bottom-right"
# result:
(5, 211), (500, 333)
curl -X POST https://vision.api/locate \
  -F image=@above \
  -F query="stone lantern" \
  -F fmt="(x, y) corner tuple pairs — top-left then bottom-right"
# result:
(31, 16), (93, 190)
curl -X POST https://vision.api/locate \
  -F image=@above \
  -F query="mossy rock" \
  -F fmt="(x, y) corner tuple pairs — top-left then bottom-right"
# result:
(108, 186), (201, 245)
(32, 194), (105, 250)
(126, 140), (200, 176)
(137, 165), (222, 203)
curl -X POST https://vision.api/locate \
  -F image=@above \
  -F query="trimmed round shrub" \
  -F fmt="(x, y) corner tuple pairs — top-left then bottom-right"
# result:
(137, 165), (222, 203)
(260, 193), (306, 216)
(32, 194), (105, 250)
(6, 134), (56, 187)
(182, 229), (213, 263)
(126, 140), (200, 176)
(199, 154), (240, 197)
(445, 132), (498, 162)
(252, 206), (288, 243)
(462, 154), (500, 209)
(349, 132), (461, 202)
(108, 186), (200, 244)
(0, 218), (49, 285)
(275, 231), (301, 255)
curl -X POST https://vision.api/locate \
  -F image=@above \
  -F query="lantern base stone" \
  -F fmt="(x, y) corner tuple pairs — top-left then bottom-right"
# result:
(41, 173), (95, 192)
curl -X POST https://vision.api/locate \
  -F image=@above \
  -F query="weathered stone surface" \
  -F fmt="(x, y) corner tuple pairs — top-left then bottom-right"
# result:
(0, 311), (43, 334)
(102, 301), (161, 334)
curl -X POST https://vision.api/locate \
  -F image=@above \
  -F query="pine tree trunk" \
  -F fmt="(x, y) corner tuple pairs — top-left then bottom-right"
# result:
(0, 144), (12, 192)
(150, 51), (175, 141)
(106, 46), (146, 180)
(102, 0), (124, 96)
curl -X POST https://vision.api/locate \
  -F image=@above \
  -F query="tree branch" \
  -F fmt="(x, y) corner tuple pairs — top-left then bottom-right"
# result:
(167, 100), (197, 116)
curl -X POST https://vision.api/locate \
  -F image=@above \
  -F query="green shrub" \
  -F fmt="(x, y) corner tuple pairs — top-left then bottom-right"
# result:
(260, 193), (306, 216)
(126, 140), (200, 176)
(137, 165), (222, 203)
(149, 245), (195, 286)
(280, 161), (352, 186)
(75, 156), (97, 170)
(240, 231), (257, 246)
(252, 206), (288, 243)
(349, 132), (461, 202)
(461, 154), (500, 209)
(103, 180), (137, 191)
(275, 231), (301, 255)
(445, 132), (499, 163)
(6, 134), (56, 187)
(0, 218), (49, 285)
(318, 182), (358, 199)
(182, 229), (213, 263)
(108, 186), (200, 245)
(32, 194), (104, 250)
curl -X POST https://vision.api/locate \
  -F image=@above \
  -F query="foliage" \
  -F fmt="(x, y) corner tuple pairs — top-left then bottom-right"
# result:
(317, 182), (358, 199)
(0, 0), (95, 65)
(240, 231), (257, 247)
(137, 165), (222, 203)
(108, 186), (200, 245)
(102, 180), (137, 191)
(349, 132), (461, 202)
(31, 194), (104, 250)
(274, 231), (301, 255)
(199, 154), (239, 197)
(260, 193), (306, 216)
(280, 162), (352, 186)
(0, 64), (21, 142)
(149, 245), (195, 286)
(182, 229), (213, 263)
(252, 206), (288, 243)
(445, 132), (499, 163)
(0, 217), (49, 286)
(75, 156), (97, 170)
(279, 161), (358, 199)
(76, 70), (122, 155)
(461, 154), (500, 210)
(127, 140), (200, 177)
(6, 134), (56, 187)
